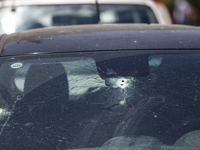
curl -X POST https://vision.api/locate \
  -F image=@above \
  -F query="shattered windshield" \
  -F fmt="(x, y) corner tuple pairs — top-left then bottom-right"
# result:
(0, 51), (200, 149)
(0, 4), (157, 34)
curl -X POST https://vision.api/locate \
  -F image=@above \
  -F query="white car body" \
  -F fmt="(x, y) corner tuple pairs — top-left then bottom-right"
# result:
(0, 0), (172, 34)
(0, 0), (171, 24)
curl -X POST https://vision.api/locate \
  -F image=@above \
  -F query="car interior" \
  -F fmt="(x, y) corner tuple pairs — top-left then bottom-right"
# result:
(0, 51), (200, 149)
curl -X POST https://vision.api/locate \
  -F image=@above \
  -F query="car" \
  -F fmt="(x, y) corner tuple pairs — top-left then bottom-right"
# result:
(0, 0), (172, 34)
(0, 24), (200, 149)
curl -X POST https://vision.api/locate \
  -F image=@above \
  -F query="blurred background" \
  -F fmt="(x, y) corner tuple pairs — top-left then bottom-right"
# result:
(163, 0), (200, 26)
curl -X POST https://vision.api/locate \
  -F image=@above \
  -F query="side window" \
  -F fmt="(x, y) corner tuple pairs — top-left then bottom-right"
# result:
(60, 58), (106, 101)
(100, 5), (158, 24)
(10, 57), (105, 101)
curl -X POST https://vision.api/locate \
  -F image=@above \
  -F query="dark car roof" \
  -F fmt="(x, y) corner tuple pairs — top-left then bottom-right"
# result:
(0, 24), (200, 56)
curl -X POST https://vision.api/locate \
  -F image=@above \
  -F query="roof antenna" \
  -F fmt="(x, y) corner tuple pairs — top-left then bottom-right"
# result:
(95, 0), (100, 24)
(11, 0), (16, 12)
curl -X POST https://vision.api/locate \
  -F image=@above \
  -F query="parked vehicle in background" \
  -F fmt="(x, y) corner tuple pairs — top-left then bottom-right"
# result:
(0, 0), (172, 34)
(0, 24), (200, 149)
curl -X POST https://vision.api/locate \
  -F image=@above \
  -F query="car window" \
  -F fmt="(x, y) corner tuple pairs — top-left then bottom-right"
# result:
(0, 4), (98, 34)
(0, 4), (158, 34)
(0, 56), (105, 100)
(0, 51), (200, 149)
(100, 5), (158, 24)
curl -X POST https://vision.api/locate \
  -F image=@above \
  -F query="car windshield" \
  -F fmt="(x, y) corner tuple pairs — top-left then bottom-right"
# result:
(0, 4), (158, 34)
(0, 50), (200, 149)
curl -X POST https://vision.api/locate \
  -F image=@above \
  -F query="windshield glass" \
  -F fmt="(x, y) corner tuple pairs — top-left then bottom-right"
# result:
(0, 4), (158, 34)
(0, 50), (200, 149)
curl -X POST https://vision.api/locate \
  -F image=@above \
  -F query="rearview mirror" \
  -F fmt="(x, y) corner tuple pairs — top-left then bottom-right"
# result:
(96, 55), (149, 78)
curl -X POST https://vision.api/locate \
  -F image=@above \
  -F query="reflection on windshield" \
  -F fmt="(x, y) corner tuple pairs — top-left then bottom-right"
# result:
(0, 51), (200, 149)
(0, 4), (158, 34)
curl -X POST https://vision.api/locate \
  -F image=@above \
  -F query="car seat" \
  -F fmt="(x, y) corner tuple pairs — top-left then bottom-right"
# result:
(15, 63), (69, 123)
(0, 63), (69, 149)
